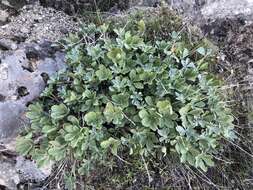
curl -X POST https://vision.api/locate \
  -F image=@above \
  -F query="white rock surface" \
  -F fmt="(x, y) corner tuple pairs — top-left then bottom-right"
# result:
(201, 0), (253, 19)
(0, 10), (9, 23)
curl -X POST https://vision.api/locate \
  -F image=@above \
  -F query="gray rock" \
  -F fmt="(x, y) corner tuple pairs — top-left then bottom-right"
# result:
(16, 156), (52, 183)
(0, 41), (63, 189)
(130, 0), (253, 22)
(0, 9), (9, 24)
(0, 155), (52, 190)
(0, 38), (17, 50)
(0, 159), (20, 190)
(20, 27), (30, 34)
(0, 42), (65, 143)
(0, 102), (26, 140)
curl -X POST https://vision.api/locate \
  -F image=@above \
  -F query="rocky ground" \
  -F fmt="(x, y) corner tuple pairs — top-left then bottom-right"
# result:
(0, 0), (253, 189)
(0, 1), (76, 189)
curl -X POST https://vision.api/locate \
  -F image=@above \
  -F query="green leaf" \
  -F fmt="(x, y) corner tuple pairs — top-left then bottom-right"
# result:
(112, 93), (129, 108)
(107, 48), (125, 64)
(51, 104), (69, 120)
(67, 115), (79, 126)
(175, 140), (188, 155)
(202, 155), (215, 167)
(176, 126), (186, 136)
(87, 44), (104, 60)
(139, 71), (156, 84)
(145, 96), (154, 106)
(137, 20), (146, 33)
(139, 109), (159, 131)
(16, 138), (34, 156)
(64, 91), (78, 103)
(96, 65), (112, 81)
(161, 146), (167, 156)
(156, 100), (173, 115)
(26, 103), (44, 122)
(18, 22), (235, 176)
(64, 133), (75, 142)
(84, 112), (103, 128)
(196, 47), (206, 56)
(158, 128), (169, 139)
(182, 48), (189, 58)
(64, 124), (79, 133)
(48, 145), (66, 161)
(32, 150), (50, 168)
(199, 159), (208, 172)
(64, 174), (76, 190)
(184, 69), (198, 81)
(171, 31), (179, 40)
(104, 102), (124, 125)
(123, 31), (144, 49)
(42, 125), (57, 134)
(100, 137), (120, 155)
(196, 154), (209, 172)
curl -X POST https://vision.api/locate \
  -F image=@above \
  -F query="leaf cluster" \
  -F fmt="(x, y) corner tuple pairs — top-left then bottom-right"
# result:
(17, 20), (235, 177)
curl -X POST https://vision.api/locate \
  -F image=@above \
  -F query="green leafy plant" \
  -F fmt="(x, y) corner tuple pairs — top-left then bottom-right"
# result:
(17, 20), (235, 182)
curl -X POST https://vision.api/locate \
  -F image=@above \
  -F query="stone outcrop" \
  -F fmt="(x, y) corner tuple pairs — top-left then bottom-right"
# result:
(0, 41), (66, 142)
(0, 4), (72, 188)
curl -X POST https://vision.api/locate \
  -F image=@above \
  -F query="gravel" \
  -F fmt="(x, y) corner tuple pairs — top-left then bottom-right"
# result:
(0, 4), (78, 42)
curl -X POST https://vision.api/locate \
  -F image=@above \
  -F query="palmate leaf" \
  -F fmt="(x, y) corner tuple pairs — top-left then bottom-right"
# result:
(16, 138), (34, 156)
(176, 126), (186, 136)
(202, 154), (215, 167)
(107, 47), (125, 64)
(123, 31), (144, 50)
(195, 154), (214, 172)
(112, 93), (129, 108)
(63, 125), (80, 143)
(96, 65), (112, 81)
(84, 111), (103, 128)
(26, 103), (44, 123)
(184, 68), (198, 81)
(64, 123), (79, 133)
(110, 76), (129, 92)
(42, 125), (57, 134)
(32, 150), (51, 168)
(48, 145), (66, 161)
(104, 102), (124, 125)
(156, 100), (173, 115)
(139, 109), (159, 131)
(139, 71), (156, 84)
(87, 44), (104, 60)
(100, 137), (120, 155)
(67, 115), (80, 126)
(51, 104), (69, 120)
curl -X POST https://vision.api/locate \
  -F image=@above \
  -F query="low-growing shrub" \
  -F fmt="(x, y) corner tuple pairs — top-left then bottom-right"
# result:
(17, 20), (236, 185)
